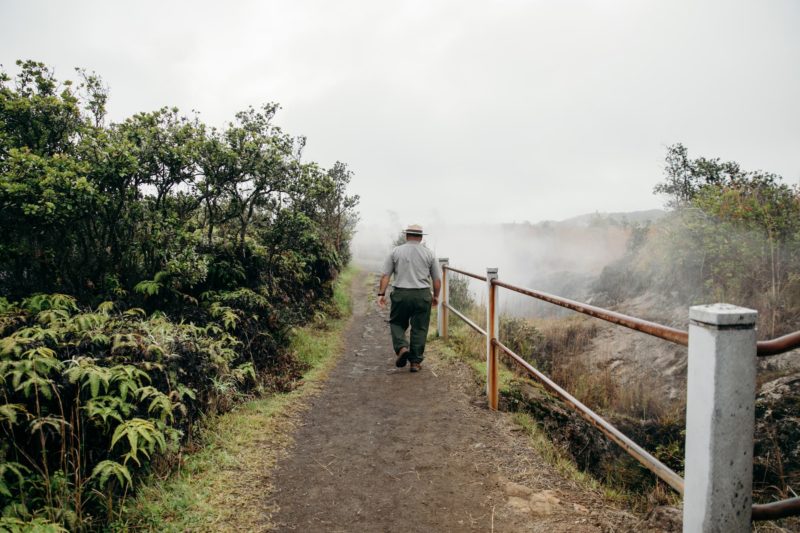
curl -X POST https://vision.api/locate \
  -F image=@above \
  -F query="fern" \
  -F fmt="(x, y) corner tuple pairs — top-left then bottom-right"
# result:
(96, 301), (115, 315)
(109, 365), (150, 401)
(133, 280), (161, 297)
(22, 294), (77, 314)
(138, 387), (174, 422)
(174, 384), (196, 401)
(90, 460), (132, 489)
(232, 362), (256, 384)
(110, 418), (167, 466)
(83, 395), (133, 425)
(2, 348), (62, 399)
(0, 517), (68, 532)
(110, 333), (139, 354)
(68, 312), (107, 332)
(0, 404), (30, 425)
(64, 358), (112, 398)
(28, 416), (66, 436)
(36, 308), (70, 327)
(209, 303), (240, 331)
(8, 326), (60, 345)
(123, 308), (146, 318)
(0, 297), (15, 314)
(0, 462), (29, 498)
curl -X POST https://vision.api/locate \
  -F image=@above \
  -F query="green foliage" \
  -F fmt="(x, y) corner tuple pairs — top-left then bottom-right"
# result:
(0, 60), (358, 530)
(0, 61), (357, 306)
(90, 460), (132, 490)
(447, 274), (474, 312)
(646, 144), (800, 335)
(595, 144), (800, 337)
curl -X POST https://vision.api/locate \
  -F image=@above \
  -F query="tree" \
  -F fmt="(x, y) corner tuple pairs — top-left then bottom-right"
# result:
(651, 143), (800, 335)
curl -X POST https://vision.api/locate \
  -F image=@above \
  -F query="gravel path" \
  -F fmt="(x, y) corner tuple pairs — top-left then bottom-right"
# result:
(268, 271), (656, 532)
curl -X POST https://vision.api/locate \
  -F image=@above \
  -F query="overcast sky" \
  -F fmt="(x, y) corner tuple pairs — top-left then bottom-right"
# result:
(2, 0), (799, 237)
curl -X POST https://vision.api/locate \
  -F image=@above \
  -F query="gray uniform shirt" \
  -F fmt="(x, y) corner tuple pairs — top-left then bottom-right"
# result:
(383, 242), (441, 289)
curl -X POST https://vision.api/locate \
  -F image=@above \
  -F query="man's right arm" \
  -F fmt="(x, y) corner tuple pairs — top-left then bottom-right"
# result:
(378, 274), (391, 308)
(378, 251), (394, 308)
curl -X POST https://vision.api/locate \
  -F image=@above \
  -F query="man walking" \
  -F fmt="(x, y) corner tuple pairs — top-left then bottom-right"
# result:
(378, 224), (441, 372)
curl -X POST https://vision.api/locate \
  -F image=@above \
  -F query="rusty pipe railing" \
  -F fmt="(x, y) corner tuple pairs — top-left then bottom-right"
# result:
(467, 276), (800, 356)
(438, 264), (800, 524)
(752, 497), (800, 521)
(439, 267), (684, 492)
(443, 302), (486, 337)
(493, 280), (689, 345)
(757, 330), (800, 356)
(494, 338), (685, 493)
(444, 265), (487, 282)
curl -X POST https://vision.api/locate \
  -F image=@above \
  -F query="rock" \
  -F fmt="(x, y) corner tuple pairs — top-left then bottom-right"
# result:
(528, 490), (560, 515)
(506, 496), (531, 514)
(753, 373), (800, 497)
(644, 505), (682, 532)
(503, 481), (533, 498)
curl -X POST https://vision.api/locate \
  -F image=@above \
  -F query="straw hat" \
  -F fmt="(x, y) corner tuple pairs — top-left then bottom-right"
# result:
(404, 224), (427, 236)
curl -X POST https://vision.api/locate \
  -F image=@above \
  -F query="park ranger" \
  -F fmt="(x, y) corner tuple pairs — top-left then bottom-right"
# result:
(377, 224), (441, 372)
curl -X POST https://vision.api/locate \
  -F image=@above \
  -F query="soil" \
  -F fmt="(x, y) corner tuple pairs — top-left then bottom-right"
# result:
(267, 272), (661, 532)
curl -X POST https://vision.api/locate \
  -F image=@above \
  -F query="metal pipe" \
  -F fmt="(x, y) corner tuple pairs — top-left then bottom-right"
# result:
(443, 303), (487, 337)
(439, 259), (449, 339)
(752, 497), (800, 521)
(757, 331), (800, 356)
(443, 266), (487, 282)
(486, 268), (499, 410)
(493, 338), (686, 494)
(492, 280), (689, 346)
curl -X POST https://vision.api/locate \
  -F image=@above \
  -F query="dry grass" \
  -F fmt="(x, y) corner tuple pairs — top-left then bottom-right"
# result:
(446, 305), (677, 421)
(438, 306), (686, 510)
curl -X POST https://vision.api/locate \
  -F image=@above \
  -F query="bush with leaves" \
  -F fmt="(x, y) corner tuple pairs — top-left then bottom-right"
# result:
(0, 60), (358, 529)
(0, 293), (266, 526)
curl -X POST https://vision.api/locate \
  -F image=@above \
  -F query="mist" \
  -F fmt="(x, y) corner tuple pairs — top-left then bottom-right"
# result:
(353, 211), (657, 316)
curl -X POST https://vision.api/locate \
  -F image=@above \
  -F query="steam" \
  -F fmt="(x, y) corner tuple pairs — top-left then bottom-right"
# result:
(351, 211), (658, 316)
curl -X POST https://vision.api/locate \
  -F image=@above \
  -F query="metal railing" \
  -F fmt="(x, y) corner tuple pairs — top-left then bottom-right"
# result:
(436, 260), (800, 529)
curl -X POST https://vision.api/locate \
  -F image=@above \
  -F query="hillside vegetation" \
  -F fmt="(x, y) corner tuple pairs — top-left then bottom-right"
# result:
(0, 61), (358, 530)
(441, 144), (799, 523)
(594, 143), (800, 337)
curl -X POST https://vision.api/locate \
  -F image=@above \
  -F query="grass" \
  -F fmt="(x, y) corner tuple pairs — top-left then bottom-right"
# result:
(119, 267), (358, 532)
(509, 410), (628, 504)
(431, 311), (680, 511)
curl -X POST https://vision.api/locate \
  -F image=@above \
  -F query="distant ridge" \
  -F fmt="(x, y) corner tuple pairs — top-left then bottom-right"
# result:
(504, 209), (666, 229)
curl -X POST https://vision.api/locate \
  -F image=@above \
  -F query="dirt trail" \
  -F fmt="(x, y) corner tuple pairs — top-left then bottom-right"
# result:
(268, 272), (653, 532)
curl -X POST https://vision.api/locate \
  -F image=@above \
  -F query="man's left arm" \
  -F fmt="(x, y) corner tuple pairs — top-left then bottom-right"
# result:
(430, 256), (442, 307)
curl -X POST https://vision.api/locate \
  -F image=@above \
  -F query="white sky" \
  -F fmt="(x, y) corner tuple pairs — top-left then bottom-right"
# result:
(2, 0), (799, 236)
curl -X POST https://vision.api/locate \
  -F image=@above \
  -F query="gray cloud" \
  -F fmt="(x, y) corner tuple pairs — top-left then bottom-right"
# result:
(2, 0), (798, 242)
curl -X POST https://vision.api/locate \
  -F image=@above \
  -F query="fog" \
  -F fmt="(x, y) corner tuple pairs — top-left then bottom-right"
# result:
(2, 0), (798, 303)
(354, 211), (652, 316)
(2, 0), (798, 235)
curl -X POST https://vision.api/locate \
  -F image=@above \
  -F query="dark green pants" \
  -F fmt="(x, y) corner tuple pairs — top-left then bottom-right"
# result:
(389, 288), (432, 363)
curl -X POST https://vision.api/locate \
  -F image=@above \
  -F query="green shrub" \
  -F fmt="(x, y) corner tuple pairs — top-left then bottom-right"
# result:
(0, 61), (359, 530)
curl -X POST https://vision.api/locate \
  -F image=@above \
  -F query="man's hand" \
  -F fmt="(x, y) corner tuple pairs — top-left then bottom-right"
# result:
(377, 274), (390, 309)
(432, 295), (439, 307)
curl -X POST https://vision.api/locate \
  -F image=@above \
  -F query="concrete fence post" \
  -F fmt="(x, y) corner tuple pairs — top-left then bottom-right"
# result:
(438, 258), (449, 338)
(486, 268), (499, 410)
(683, 304), (758, 533)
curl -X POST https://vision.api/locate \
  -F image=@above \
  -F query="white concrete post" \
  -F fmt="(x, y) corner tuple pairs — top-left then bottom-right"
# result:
(437, 258), (449, 338)
(486, 268), (499, 409)
(683, 304), (757, 533)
